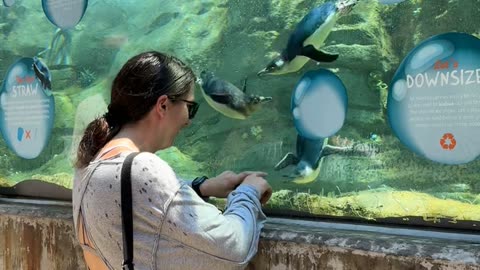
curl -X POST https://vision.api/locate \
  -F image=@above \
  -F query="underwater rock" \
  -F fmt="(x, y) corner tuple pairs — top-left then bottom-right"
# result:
(346, 108), (387, 134)
(2, 3), (53, 56)
(265, 189), (480, 222)
(50, 67), (77, 91)
(52, 92), (75, 130)
(322, 44), (384, 71)
(381, 0), (479, 60)
(269, 0), (318, 30)
(145, 12), (180, 35)
(108, 0), (228, 75)
(31, 172), (72, 188)
(0, 177), (10, 187)
(78, 68), (96, 88)
(415, 0), (479, 44)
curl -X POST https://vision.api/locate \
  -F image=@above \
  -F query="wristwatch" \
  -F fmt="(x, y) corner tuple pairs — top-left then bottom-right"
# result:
(192, 176), (209, 201)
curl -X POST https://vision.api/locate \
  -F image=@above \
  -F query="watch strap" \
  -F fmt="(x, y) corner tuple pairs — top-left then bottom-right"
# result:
(192, 176), (209, 201)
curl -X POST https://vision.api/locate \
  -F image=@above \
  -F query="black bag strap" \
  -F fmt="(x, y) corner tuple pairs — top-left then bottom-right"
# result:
(121, 152), (140, 270)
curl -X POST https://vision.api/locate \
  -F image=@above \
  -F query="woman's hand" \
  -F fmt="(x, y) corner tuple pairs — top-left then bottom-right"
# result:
(241, 174), (272, 205)
(199, 171), (267, 198)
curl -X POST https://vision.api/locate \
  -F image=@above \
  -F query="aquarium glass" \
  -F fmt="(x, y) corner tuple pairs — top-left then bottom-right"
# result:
(0, 0), (479, 230)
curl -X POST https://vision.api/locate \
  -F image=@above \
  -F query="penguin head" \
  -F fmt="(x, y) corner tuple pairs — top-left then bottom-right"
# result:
(335, 0), (357, 15)
(287, 161), (321, 184)
(199, 70), (215, 86)
(243, 95), (272, 116)
(292, 161), (314, 178)
(257, 55), (288, 76)
(247, 95), (273, 105)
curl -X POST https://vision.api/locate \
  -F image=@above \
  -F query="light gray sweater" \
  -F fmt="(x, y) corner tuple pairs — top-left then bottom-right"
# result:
(72, 152), (267, 270)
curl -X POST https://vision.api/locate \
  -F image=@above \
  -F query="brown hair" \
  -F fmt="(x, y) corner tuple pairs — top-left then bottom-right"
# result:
(75, 51), (195, 168)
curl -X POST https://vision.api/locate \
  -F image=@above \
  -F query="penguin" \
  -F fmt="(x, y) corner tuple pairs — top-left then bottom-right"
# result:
(32, 56), (52, 91)
(275, 135), (328, 184)
(198, 70), (272, 120)
(274, 68), (349, 184)
(257, 0), (357, 76)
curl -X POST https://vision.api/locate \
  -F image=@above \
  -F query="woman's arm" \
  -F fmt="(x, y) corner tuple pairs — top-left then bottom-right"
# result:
(160, 183), (267, 265)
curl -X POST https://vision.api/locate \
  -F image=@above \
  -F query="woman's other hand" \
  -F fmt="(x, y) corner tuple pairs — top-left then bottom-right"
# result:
(200, 171), (267, 199)
(240, 174), (272, 205)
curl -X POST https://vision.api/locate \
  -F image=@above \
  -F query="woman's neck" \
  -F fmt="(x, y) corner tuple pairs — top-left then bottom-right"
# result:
(111, 120), (168, 153)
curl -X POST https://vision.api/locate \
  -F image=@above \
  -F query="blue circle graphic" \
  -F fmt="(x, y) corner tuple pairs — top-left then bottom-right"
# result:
(291, 69), (348, 140)
(3, 0), (15, 7)
(42, 0), (88, 29)
(388, 32), (480, 165)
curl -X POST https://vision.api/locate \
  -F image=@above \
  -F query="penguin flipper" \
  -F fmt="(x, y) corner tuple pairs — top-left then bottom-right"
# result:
(242, 77), (248, 93)
(274, 152), (299, 170)
(44, 80), (52, 90)
(33, 62), (44, 79)
(300, 45), (339, 63)
(33, 63), (49, 90)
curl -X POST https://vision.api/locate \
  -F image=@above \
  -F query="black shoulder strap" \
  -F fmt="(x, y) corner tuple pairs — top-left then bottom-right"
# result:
(121, 152), (140, 270)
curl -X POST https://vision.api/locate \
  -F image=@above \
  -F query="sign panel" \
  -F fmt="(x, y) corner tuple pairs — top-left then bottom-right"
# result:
(0, 57), (55, 159)
(388, 32), (480, 165)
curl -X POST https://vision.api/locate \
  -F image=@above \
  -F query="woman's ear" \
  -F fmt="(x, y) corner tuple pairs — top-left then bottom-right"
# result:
(155, 95), (169, 117)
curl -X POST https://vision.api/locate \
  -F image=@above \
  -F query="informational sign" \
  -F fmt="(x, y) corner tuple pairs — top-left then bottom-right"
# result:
(2, 0), (15, 7)
(291, 68), (348, 139)
(42, 0), (88, 29)
(0, 57), (55, 159)
(388, 32), (480, 165)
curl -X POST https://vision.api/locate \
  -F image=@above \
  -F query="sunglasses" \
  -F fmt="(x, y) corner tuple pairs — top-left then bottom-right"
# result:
(168, 97), (199, 119)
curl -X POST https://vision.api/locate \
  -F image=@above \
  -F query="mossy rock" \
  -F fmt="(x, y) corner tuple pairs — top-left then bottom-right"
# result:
(266, 189), (480, 222)
(51, 68), (79, 91)
(31, 172), (73, 189)
(53, 92), (76, 130)
(156, 146), (204, 180)
(0, 177), (11, 187)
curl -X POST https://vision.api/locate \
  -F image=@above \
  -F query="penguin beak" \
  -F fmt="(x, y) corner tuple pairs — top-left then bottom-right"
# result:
(259, 96), (273, 103)
(337, 0), (357, 14)
(257, 68), (268, 77)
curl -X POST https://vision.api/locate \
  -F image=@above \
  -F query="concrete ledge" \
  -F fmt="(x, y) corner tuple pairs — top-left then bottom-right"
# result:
(1, 198), (479, 270)
(0, 199), (85, 270)
(249, 218), (480, 269)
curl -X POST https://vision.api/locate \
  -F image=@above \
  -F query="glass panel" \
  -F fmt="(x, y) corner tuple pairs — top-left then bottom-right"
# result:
(0, 0), (478, 229)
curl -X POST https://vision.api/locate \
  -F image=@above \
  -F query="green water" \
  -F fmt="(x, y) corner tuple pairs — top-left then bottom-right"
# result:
(0, 0), (479, 229)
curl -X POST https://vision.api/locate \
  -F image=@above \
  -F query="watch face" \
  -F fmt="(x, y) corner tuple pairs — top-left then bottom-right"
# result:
(193, 176), (207, 185)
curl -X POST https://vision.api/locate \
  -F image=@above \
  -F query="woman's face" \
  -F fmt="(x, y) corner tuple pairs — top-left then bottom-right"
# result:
(164, 86), (195, 146)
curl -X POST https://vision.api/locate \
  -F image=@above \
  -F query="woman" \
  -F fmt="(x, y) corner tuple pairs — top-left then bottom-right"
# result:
(73, 51), (272, 270)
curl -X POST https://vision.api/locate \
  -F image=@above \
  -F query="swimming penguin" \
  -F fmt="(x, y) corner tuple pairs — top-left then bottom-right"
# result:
(275, 68), (348, 184)
(32, 56), (52, 90)
(275, 136), (328, 184)
(198, 70), (272, 120)
(257, 0), (357, 76)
